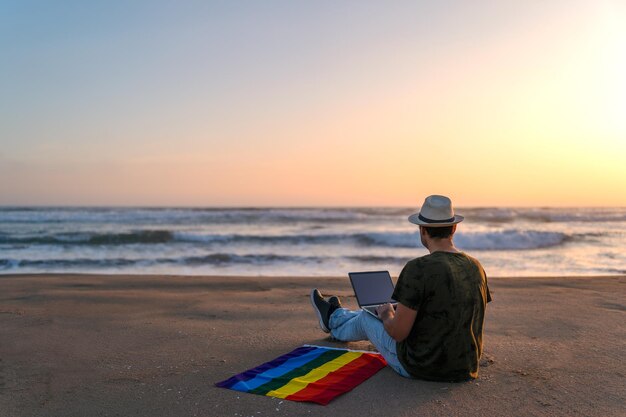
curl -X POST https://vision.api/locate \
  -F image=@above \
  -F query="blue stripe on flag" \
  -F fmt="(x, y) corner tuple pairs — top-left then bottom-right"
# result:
(216, 346), (315, 389)
(230, 347), (328, 392)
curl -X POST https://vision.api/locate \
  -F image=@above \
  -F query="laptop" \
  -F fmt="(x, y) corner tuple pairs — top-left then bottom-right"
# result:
(348, 270), (397, 320)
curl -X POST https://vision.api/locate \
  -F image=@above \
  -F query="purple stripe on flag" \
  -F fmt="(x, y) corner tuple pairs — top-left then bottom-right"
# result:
(215, 345), (316, 389)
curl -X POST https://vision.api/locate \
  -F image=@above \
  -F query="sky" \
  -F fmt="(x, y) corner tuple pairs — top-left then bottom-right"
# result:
(1, 0), (625, 207)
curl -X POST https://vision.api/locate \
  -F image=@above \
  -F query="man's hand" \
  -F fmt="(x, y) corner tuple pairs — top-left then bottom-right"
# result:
(376, 303), (395, 321)
(379, 303), (417, 342)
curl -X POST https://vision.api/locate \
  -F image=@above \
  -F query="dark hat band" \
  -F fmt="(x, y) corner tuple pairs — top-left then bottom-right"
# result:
(418, 214), (456, 224)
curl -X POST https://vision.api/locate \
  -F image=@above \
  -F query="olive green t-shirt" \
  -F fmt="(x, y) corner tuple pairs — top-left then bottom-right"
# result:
(392, 252), (491, 382)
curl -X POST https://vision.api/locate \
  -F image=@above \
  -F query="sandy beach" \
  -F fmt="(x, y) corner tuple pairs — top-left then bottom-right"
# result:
(0, 274), (624, 417)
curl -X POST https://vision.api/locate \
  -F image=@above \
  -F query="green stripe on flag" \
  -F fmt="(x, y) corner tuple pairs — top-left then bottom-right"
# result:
(249, 349), (345, 395)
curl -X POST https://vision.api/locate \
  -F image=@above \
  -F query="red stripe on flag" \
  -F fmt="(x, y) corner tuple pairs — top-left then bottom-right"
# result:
(285, 353), (387, 405)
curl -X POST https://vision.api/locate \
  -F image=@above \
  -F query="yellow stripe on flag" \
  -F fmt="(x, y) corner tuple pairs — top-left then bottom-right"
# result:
(266, 351), (363, 399)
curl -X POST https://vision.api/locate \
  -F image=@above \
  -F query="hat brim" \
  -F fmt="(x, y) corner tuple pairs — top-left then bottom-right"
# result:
(408, 214), (464, 227)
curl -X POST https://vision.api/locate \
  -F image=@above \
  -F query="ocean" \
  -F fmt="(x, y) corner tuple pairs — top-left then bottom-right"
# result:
(0, 207), (625, 277)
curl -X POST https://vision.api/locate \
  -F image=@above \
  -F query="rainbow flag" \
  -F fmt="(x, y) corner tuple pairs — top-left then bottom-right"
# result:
(215, 345), (387, 405)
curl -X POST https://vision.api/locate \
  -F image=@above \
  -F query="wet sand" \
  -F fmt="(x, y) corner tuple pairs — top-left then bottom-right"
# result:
(0, 274), (624, 417)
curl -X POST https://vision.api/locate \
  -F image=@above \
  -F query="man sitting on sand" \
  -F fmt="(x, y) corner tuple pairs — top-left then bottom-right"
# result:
(310, 195), (491, 381)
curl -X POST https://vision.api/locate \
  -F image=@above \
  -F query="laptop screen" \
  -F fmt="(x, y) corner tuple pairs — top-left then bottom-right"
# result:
(348, 271), (396, 307)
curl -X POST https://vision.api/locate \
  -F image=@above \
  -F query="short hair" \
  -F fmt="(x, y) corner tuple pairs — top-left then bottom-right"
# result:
(423, 225), (454, 239)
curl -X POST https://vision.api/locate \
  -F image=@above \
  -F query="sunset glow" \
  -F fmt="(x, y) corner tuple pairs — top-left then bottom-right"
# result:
(1, 1), (625, 207)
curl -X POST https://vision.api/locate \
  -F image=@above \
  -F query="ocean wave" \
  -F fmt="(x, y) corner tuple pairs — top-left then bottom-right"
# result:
(0, 228), (580, 250)
(352, 229), (573, 250)
(362, 230), (575, 250)
(355, 232), (419, 248)
(2, 207), (626, 227)
(172, 231), (349, 245)
(0, 253), (324, 270)
(0, 207), (399, 225)
(455, 230), (568, 250)
(0, 230), (356, 246)
(0, 230), (174, 245)
(2, 258), (139, 268)
(463, 208), (626, 223)
(346, 255), (410, 264)
(182, 253), (322, 265)
(0, 229), (420, 247)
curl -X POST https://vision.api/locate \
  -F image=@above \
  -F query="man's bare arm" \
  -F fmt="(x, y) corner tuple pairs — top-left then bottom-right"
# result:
(376, 303), (417, 342)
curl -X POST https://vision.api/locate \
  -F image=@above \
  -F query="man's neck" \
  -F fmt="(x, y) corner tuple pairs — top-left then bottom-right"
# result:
(426, 238), (459, 254)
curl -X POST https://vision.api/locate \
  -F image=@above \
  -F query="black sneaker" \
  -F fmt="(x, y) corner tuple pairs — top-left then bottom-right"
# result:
(310, 289), (335, 333)
(328, 296), (342, 309)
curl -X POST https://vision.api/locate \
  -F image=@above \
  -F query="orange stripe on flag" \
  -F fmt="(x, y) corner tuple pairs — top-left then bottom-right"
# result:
(285, 353), (386, 405)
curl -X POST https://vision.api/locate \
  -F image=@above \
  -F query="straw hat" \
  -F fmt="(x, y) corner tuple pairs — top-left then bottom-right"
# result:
(408, 195), (464, 227)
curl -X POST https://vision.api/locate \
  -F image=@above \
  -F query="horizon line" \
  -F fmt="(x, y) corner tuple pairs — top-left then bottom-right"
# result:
(1, 204), (625, 210)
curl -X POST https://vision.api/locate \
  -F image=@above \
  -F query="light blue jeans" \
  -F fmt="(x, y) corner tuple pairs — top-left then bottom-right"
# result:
(329, 308), (412, 378)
